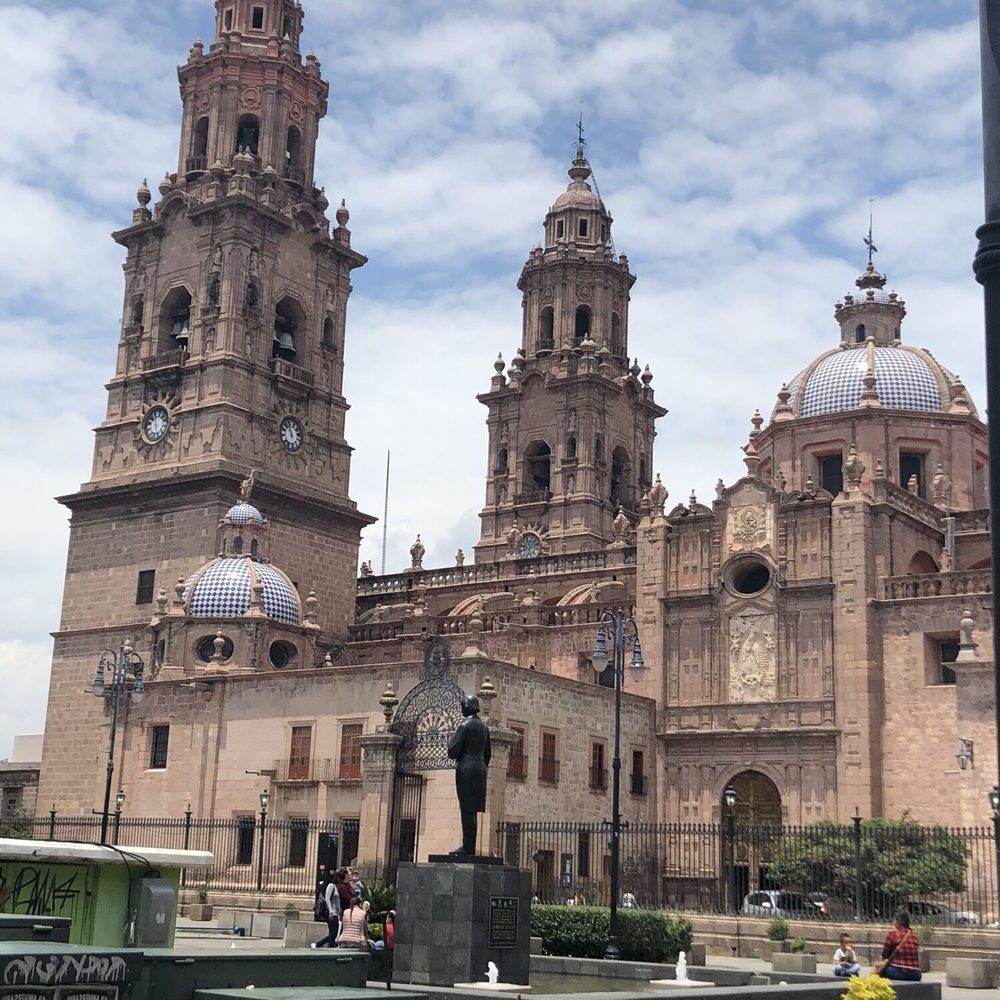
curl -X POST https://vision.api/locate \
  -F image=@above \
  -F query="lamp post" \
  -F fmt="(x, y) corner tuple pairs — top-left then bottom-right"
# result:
(990, 786), (1000, 921)
(723, 785), (737, 913)
(92, 638), (145, 845)
(256, 790), (270, 892)
(974, 0), (1000, 929)
(591, 608), (645, 961)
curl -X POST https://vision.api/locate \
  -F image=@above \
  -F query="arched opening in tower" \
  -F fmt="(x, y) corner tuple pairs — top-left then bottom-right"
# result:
(574, 306), (592, 344)
(539, 307), (554, 350)
(610, 446), (631, 507)
(524, 442), (552, 493)
(192, 117), (210, 159)
(235, 114), (260, 156)
(611, 314), (622, 356)
(159, 287), (192, 352)
(273, 297), (305, 360)
(285, 126), (303, 178)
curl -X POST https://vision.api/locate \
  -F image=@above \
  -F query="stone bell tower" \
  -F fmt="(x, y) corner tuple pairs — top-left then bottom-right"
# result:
(38, 0), (373, 811)
(475, 134), (667, 563)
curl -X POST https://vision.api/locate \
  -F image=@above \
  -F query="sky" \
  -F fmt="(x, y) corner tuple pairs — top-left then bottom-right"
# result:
(0, 0), (989, 758)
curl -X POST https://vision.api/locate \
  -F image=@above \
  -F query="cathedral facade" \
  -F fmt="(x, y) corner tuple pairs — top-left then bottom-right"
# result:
(37, 0), (996, 880)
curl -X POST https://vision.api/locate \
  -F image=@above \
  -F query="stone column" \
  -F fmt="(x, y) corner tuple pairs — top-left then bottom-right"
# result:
(482, 726), (517, 858)
(357, 732), (402, 878)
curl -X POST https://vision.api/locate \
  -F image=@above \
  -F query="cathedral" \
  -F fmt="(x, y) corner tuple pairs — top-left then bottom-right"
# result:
(37, 0), (996, 882)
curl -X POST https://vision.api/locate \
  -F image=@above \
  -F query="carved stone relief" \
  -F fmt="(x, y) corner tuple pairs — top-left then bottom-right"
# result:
(727, 504), (770, 553)
(728, 612), (777, 703)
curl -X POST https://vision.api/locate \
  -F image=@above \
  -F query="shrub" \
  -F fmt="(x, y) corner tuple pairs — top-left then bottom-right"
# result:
(0, 810), (33, 840)
(368, 923), (383, 941)
(196, 884), (210, 904)
(767, 918), (790, 942)
(365, 881), (397, 918)
(842, 974), (896, 1000)
(530, 905), (692, 962)
(791, 937), (806, 953)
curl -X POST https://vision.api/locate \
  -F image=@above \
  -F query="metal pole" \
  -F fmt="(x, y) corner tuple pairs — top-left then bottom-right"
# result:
(605, 611), (624, 960)
(852, 810), (863, 922)
(113, 808), (122, 845)
(257, 808), (267, 892)
(727, 812), (736, 913)
(973, 0), (1000, 907)
(99, 649), (124, 845)
(182, 806), (193, 888)
(48, 806), (56, 841)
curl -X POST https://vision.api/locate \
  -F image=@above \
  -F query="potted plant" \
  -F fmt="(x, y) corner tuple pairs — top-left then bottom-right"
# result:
(765, 918), (791, 957)
(915, 921), (934, 972)
(189, 885), (213, 922)
(772, 934), (816, 974)
(283, 901), (300, 922)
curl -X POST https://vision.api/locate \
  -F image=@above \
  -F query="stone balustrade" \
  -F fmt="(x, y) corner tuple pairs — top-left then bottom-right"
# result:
(879, 569), (992, 601)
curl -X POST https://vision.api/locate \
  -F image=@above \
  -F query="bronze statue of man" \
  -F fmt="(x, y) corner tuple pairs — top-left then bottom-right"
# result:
(447, 695), (492, 855)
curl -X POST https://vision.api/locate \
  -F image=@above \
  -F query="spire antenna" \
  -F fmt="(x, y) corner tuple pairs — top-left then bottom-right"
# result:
(864, 197), (878, 267)
(576, 104), (587, 163)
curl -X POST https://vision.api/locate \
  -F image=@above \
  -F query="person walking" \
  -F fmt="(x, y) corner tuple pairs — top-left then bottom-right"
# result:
(875, 911), (922, 982)
(311, 872), (343, 949)
(337, 895), (369, 949)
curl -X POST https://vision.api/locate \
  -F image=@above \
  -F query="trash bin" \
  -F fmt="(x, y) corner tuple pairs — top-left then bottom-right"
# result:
(0, 914), (72, 943)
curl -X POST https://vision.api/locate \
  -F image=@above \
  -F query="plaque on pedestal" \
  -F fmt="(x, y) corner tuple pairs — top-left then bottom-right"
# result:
(393, 860), (532, 987)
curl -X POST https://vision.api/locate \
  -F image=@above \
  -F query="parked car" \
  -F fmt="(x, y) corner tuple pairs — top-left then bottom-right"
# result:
(807, 892), (855, 920)
(742, 890), (828, 919)
(905, 900), (980, 927)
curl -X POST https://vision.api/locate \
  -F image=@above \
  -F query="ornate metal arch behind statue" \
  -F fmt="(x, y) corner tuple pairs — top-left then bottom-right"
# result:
(391, 636), (464, 770)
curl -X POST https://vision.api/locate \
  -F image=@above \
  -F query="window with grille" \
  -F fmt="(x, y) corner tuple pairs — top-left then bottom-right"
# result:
(288, 726), (312, 780)
(938, 639), (959, 685)
(149, 725), (169, 769)
(589, 742), (607, 790)
(135, 570), (156, 605)
(236, 816), (255, 865)
(505, 823), (522, 866)
(342, 818), (360, 865)
(577, 830), (590, 878)
(507, 725), (527, 780)
(339, 723), (363, 780)
(630, 749), (647, 795)
(539, 731), (558, 784)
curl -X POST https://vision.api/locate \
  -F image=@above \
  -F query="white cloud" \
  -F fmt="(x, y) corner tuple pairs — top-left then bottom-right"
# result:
(0, 0), (989, 757)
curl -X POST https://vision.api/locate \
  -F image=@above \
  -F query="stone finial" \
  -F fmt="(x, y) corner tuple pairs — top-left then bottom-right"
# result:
(612, 505), (631, 542)
(641, 365), (654, 387)
(211, 630), (227, 665)
(379, 682), (398, 731)
(155, 588), (168, 615)
(874, 459), (885, 480)
(324, 651), (334, 668)
(123, 636), (134, 658)
(773, 383), (794, 421)
(639, 489), (651, 517)
(158, 172), (173, 197)
(463, 611), (486, 658)
(949, 375), (972, 414)
(956, 608), (979, 663)
(743, 439), (761, 478)
(173, 576), (186, 609)
(750, 410), (764, 437)
(455, 548), (465, 567)
(906, 474), (919, 495)
(137, 179), (152, 206)
(715, 479), (726, 501)
(494, 353), (505, 375)
(804, 474), (816, 494)
(689, 490), (698, 510)
(477, 676), (497, 725)
(189, 38), (204, 60)
(844, 443), (865, 491)
(931, 463), (952, 509)
(648, 474), (669, 517)
(409, 534), (425, 570)
(304, 589), (318, 625)
(413, 582), (428, 615)
(336, 198), (350, 228)
(629, 357), (641, 377)
(249, 578), (265, 613)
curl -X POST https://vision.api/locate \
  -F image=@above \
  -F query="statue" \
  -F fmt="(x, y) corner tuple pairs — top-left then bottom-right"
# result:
(410, 534), (425, 570)
(240, 469), (256, 503)
(485, 962), (499, 986)
(447, 694), (492, 856)
(360, 561), (374, 577)
(505, 520), (523, 558)
(455, 548), (465, 567)
(844, 443), (865, 492)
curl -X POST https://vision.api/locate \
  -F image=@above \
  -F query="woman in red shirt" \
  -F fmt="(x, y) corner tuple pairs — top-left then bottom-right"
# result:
(878, 911), (922, 982)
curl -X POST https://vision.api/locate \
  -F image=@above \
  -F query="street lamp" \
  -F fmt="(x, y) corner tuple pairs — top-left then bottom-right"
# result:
(113, 790), (126, 844)
(256, 790), (270, 892)
(723, 786), (737, 913)
(591, 608), (645, 961)
(91, 638), (145, 844)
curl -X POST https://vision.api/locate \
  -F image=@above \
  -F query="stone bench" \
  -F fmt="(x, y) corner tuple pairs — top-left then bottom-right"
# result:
(284, 920), (326, 948)
(946, 958), (999, 989)
(772, 953), (817, 974)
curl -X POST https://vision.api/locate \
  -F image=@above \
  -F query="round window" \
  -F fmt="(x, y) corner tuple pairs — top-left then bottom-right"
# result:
(731, 560), (773, 597)
(269, 641), (294, 669)
(198, 635), (234, 663)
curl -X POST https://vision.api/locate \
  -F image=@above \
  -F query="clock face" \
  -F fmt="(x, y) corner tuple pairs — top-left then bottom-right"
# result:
(279, 416), (305, 453)
(519, 533), (542, 559)
(142, 406), (170, 443)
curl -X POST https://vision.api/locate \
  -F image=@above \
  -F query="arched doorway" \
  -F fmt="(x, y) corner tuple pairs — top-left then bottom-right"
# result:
(722, 770), (782, 909)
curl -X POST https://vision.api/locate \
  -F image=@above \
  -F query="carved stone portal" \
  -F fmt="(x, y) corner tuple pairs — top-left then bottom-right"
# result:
(728, 612), (777, 703)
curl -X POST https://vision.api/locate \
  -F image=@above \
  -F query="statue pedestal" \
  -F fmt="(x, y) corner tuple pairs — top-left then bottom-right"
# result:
(393, 860), (531, 987)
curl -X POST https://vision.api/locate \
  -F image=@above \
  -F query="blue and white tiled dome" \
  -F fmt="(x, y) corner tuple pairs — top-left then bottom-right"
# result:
(225, 501), (265, 526)
(792, 344), (943, 418)
(184, 556), (301, 625)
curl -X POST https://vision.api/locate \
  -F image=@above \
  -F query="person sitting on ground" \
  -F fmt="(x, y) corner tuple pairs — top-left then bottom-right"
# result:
(832, 932), (861, 977)
(876, 910), (922, 982)
(336, 895), (370, 949)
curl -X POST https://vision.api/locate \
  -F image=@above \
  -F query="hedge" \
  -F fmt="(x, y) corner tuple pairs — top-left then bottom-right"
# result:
(530, 905), (692, 962)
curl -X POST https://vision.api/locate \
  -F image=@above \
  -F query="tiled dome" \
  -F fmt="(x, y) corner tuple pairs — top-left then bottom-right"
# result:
(184, 556), (301, 625)
(785, 344), (950, 419)
(225, 501), (265, 526)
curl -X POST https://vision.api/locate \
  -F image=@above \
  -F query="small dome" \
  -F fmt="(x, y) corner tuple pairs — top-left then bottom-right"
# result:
(184, 556), (301, 625)
(783, 343), (952, 419)
(225, 501), (265, 526)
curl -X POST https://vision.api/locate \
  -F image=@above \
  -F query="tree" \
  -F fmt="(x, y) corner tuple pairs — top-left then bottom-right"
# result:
(768, 818), (967, 908)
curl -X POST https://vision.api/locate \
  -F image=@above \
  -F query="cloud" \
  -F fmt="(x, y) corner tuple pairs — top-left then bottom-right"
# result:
(0, 0), (988, 756)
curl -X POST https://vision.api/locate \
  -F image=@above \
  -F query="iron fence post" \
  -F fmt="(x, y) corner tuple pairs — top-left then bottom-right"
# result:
(852, 810), (863, 921)
(256, 807), (268, 893)
(48, 806), (56, 841)
(726, 812), (737, 912)
(182, 806), (193, 888)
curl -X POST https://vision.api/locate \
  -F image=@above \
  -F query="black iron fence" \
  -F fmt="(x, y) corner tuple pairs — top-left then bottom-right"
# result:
(498, 819), (1000, 926)
(0, 813), (361, 897)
